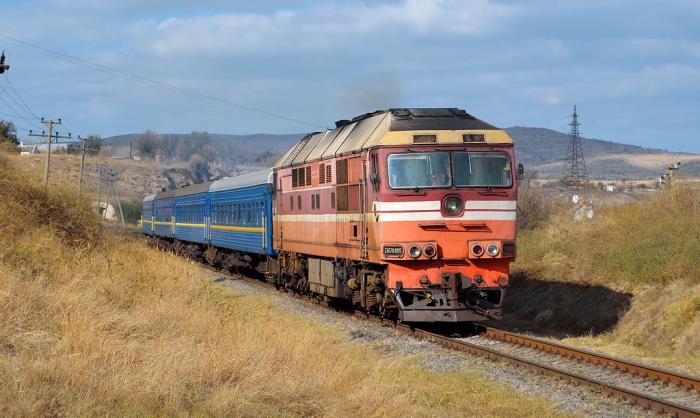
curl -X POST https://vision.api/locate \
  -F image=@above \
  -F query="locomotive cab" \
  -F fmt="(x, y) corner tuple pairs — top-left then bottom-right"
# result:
(365, 122), (517, 322)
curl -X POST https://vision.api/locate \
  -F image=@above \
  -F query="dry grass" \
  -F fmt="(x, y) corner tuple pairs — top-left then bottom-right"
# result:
(516, 186), (700, 287)
(8, 153), (177, 200)
(0, 153), (563, 416)
(513, 187), (700, 373)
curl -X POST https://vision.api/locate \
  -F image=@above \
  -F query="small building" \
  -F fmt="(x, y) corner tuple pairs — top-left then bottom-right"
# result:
(32, 143), (69, 153)
(18, 141), (39, 155)
(98, 201), (117, 221)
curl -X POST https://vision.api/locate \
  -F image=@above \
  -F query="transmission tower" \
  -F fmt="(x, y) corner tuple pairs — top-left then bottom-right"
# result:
(560, 105), (589, 190)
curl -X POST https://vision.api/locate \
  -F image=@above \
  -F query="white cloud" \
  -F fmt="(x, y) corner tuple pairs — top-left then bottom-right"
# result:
(3, 0), (700, 151)
(129, 0), (519, 57)
(526, 86), (562, 105)
(597, 64), (700, 99)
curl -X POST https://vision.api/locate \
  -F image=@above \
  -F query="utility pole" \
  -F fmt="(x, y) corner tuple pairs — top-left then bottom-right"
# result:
(129, 139), (133, 159)
(99, 167), (125, 228)
(42, 118), (59, 192)
(29, 119), (71, 193)
(96, 164), (102, 213)
(75, 135), (99, 197)
(77, 136), (87, 196)
(113, 173), (125, 227)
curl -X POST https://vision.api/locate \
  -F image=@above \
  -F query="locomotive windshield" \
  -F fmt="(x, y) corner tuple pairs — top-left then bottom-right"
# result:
(387, 151), (512, 189)
(388, 152), (451, 189)
(453, 152), (512, 187)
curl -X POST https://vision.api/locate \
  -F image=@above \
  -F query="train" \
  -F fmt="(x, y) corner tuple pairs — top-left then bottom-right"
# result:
(143, 108), (521, 323)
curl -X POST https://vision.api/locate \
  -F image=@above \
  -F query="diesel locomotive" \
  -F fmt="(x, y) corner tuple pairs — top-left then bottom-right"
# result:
(143, 108), (520, 322)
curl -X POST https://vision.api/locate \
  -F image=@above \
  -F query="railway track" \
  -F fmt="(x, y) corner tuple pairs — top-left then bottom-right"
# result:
(293, 294), (699, 417)
(158, 242), (700, 417)
(401, 323), (700, 418)
(480, 327), (699, 391)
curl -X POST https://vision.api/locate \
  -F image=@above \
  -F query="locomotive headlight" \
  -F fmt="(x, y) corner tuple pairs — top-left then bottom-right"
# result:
(443, 196), (462, 216)
(471, 243), (484, 257)
(408, 245), (422, 258)
(487, 243), (500, 257)
(423, 244), (436, 258)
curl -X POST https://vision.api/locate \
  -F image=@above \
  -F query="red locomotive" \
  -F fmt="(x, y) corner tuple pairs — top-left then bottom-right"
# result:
(268, 108), (519, 322)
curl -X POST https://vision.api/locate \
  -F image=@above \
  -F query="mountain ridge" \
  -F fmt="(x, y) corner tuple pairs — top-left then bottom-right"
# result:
(103, 127), (700, 180)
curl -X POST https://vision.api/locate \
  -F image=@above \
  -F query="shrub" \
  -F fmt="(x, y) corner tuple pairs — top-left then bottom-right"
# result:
(119, 200), (142, 224)
(517, 188), (554, 231)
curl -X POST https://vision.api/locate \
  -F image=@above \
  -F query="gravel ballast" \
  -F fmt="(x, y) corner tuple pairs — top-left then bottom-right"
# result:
(208, 270), (664, 418)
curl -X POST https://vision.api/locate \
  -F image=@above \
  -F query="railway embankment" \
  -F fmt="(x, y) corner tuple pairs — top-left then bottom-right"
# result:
(510, 185), (700, 374)
(0, 153), (564, 416)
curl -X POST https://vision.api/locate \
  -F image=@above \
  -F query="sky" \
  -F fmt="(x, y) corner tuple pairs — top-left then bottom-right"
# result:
(0, 0), (699, 151)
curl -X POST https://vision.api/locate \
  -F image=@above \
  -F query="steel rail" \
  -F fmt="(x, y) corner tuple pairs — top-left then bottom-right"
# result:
(481, 327), (700, 391)
(402, 324), (700, 418)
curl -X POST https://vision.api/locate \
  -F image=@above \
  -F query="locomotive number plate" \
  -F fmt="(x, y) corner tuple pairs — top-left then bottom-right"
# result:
(383, 245), (404, 257)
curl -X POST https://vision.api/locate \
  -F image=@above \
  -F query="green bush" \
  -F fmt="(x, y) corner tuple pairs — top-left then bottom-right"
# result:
(119, 200), (142, 225)
(516, 186), (700, 287)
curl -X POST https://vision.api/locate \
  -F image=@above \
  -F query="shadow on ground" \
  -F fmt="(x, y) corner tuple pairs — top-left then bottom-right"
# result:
(487, 272), (633, 338)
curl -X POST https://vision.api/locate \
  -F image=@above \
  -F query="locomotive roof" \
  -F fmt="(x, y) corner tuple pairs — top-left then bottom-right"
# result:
(274, 108), (511, 168)
(209, 169), (272, 193)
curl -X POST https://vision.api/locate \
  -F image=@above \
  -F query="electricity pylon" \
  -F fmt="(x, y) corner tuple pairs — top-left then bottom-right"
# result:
(560, 105), (589, 191)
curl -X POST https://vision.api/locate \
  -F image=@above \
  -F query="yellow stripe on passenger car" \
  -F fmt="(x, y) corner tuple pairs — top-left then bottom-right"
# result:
(152, 221), (172, 226)
(175, 223), (206, 228)
(210, 224), (264, 233)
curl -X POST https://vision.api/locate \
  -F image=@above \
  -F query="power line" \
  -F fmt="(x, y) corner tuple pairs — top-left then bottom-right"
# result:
(0, 79), (40, 123)
(0, 87), (43, 129)
(2, 60), (75, 135)
(0, 118), (33, 135)
(0, 110), (35, 130)
(0, 34), (325, 129)
(2, 73), (40, 118)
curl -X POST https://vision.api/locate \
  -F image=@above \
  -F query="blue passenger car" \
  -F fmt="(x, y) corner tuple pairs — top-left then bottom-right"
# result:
(153, 189), (175, 238)
(208, 170), (274, 256)
(173, 181), (212, 244)
(142, 194), (155, 235)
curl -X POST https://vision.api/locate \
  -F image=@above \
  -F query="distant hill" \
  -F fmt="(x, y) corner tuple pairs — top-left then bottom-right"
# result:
(104, 128), (700, 180)
(103, 133), (303, 153)
(506, 127), (699, 180)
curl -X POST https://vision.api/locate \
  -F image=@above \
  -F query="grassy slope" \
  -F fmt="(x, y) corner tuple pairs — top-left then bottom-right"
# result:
(0, 154), (563, 417)
(513, 186), (700, 373)
(11, 153), (181, 200)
